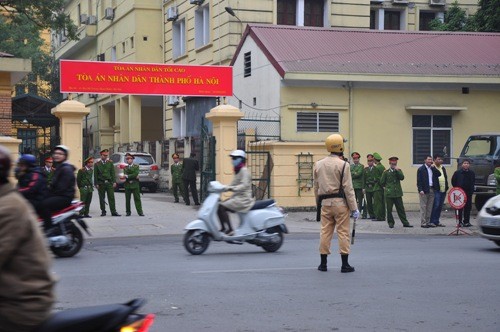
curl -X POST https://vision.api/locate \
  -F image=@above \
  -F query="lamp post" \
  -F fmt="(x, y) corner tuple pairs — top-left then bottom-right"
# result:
(225, 6), (243, 36)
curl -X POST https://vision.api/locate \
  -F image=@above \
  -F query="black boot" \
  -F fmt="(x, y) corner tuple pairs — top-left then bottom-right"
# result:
(341, 254), (355, 273)
(318, 254), (327, 272)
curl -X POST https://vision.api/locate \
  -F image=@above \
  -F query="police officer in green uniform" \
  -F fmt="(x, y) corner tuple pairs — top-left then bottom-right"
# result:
(42, 157), (55, 188)
(362, 154), (377, 220)
(495, 166), (500, 195)
(77, 156), (94, 218)
(170, 153), (185, 203)
(122, 153), (144, 216)
(350, 152), (365, 218)
(372, 152), (386, 221)
(94, 149), (120, 216)
(380, 156), (414, 229)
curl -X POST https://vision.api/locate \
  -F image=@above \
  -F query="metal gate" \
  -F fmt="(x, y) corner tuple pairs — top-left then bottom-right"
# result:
(199, 118), (216, 201)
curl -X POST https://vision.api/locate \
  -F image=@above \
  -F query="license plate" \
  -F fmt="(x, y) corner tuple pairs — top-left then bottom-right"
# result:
(481, 217), (500, 227)
(140, 170), (149, 175)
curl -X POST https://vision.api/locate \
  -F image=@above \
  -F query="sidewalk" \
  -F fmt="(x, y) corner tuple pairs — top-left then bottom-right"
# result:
(84, 191), (479, 239)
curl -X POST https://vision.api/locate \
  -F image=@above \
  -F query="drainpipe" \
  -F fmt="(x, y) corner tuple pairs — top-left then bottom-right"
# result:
(348, 81), (353, 154)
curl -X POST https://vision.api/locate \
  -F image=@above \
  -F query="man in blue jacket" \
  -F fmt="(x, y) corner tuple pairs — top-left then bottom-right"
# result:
(416, 155), (441, 228)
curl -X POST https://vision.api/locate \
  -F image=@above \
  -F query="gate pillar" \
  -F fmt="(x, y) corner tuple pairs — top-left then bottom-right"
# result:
(205, 104), (243, 185)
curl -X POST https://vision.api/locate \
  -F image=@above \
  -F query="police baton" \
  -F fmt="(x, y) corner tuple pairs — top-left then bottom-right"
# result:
(351, 215), (358, 244)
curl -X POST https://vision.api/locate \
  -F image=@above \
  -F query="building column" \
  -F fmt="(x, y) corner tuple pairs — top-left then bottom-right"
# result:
(0, 136), (21, 181)
(52, 100), (90, 168)
(129, 95), (141, 142)
(205, 104), (243, 185)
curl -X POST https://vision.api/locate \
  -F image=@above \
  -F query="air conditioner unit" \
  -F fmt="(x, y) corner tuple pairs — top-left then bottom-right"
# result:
(87, 15), (97, 25)
(429, 0), (446, 6)
(189, 0), (204, 5)
(370, 0), (384, 3)
(392, 0), (408, 4)
(80, 14), (88, 24)
(89, 94), (98, 99)
(166, 6), (178, 21)
(104, 7), (114, 20)
(167, 96), (180, 106)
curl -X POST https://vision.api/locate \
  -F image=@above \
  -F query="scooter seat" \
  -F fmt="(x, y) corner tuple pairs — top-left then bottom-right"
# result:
(250, 199), (275, 210)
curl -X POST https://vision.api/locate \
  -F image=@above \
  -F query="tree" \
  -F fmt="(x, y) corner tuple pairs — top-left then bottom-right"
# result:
(471, 0), (500, 32)
(429, 1), (471, 31)
(0, 0), (78, 40)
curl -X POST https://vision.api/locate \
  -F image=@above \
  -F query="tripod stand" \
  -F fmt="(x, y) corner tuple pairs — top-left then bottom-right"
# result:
(448, 208), (472, 236)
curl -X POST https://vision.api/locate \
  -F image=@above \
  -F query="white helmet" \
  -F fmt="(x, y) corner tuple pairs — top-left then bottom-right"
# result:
(229, 150), (246, 159)
(54, 144), (70, 156)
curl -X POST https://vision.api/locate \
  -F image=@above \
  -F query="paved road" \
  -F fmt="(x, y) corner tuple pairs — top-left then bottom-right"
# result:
(83, 191), (480, 239)
(52, 234), (499, 332)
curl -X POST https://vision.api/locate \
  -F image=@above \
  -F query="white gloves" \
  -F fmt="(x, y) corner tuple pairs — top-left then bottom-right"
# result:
(352, 210), (360, 219)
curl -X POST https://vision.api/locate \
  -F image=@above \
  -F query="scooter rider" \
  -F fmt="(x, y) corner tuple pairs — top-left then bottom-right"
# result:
(315, 134), (359, 273)
(39, 145), (76, 234)
(16, 154), (47, 217)
(217, 150), (255, 235)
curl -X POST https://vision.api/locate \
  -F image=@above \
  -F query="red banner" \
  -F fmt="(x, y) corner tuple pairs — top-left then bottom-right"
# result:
(60, 60), (232, 96)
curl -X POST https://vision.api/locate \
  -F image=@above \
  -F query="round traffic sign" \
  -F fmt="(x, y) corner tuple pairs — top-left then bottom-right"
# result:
(447, 187), (467, 210)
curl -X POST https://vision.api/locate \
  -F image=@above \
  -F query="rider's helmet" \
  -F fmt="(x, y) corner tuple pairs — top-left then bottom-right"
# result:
(229, 150), (246, 160)
(54, 145), (70, 157)
(325, 134), (344, 154)
(18, 154), (37, 167)
(0, 145), (12, 183)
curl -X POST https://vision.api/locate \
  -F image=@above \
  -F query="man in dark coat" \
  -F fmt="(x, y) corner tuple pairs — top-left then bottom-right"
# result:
(182, 152), (200, 206)
(430, 153), (449, 227)
(15, 154), (47, 218)
(417, 155), (441, 228)
(451, 159), (476, 227)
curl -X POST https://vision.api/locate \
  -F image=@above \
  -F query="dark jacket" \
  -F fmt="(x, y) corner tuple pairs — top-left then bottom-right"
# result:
(417, 164), (441, 194)
(49, 162), (76, 199)
(17, 167), (47, 202)
(451, 168), (475, 195)
(182, 157), (199, 181)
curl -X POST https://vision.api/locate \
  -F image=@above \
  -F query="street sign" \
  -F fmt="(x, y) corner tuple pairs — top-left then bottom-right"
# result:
(447, 187), (467, 210)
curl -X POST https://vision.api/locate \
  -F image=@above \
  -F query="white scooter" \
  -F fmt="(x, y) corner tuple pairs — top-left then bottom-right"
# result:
(183, 181), (288, 255)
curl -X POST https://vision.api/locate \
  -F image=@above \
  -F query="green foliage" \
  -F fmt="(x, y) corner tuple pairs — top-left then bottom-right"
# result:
(429, 1), (469, 31)
(472, 0), (500, 32)
(0, 0), (78, 40)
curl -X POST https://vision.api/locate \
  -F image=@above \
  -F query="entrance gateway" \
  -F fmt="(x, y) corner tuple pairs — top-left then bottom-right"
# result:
(60, 60), (232, 201)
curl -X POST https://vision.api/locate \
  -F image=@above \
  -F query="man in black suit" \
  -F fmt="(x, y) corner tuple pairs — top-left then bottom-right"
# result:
(416, 155), (441, 228)
(182, 152), (200, 206)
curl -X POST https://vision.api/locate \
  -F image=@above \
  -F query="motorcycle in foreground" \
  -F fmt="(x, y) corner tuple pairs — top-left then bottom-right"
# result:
(184, 181), (288, 255)
(34, 298), (154, 332)
(40, 200), (90, 258)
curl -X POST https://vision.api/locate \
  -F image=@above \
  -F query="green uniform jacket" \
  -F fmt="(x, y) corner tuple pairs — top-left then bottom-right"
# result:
(171, 162), (183, 183)
(380, 168), (404, 198)
(351, 163), (364, 190)
(363, 166), (380, 193)
(41, 167), (54, 186)
(94, 159), (115, 185)
(77, 167), (94, 191)
(124, 164), (140, 190)
(374, 163), (386, 191)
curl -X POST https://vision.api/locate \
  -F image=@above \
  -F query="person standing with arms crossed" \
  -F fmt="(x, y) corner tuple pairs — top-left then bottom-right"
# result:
(94, 149), (120, 216)
(77, 156), (94, 218)
(170, 153), (186, 203)
(182, 152), (200, 206)
(451, 159), (475, 227)
(122, 153), (144, 217)
(315, 134), (359, 273)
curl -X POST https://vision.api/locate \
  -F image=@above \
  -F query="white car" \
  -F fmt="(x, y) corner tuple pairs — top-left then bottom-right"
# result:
(477, 194), (500, 247)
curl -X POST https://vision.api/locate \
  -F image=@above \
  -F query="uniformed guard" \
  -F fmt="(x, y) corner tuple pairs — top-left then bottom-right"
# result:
(380, 157), (413, 228)
(495, 166), (500, 195)
(314, 134), (359, 273)
(170, 153), (185, 203)
(77, 156), (94, 218)
(372, 152), (385, 221)
(94, 149), (120, 216)
(122, 153), (144, 216)
(350, 152), (365, 219)
(362, 154), (377, 220)
(42, 156), (55, 187)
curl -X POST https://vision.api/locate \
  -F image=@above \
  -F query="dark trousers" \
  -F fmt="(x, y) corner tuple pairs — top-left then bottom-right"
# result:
(458, 192), (473, 223)
(183, 179), (199, 205)
(386, 196), (409, 226)
(354, 189), (365, 217)
(40, 196), (73, 230)
(217, 205), (234, 232)
(430, 191), (446, 225)
(365, 191), (375, 218)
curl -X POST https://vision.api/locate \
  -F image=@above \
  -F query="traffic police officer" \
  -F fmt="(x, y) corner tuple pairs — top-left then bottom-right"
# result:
(314, 134), (359, 273)
(350, 152), (365, 218)
(94, 149), (120, 216)
(380, 157), (413, 228)
(372, 152), (385, 221)
(77, 156), (94, 218)
(42, 157), (55, 187)
(122, 153), (144, 216)
(170, 153), (185, 203)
